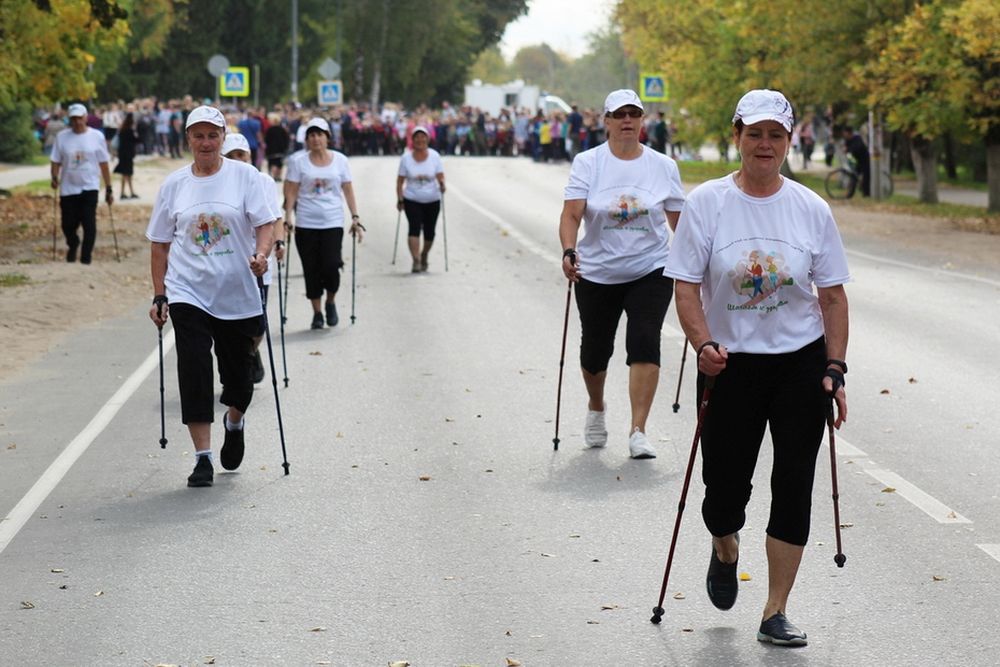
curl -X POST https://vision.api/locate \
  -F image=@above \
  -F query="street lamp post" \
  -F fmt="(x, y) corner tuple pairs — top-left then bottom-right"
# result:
(291, 0), (299, 102)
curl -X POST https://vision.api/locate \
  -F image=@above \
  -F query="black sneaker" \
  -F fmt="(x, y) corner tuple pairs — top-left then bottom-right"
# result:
(757, 612), (808, 646)
(187, 456), (214, 487)
(220, 421), (245, 471)
(325, 301), (338, 326)
(252, 350), (265, 384)
(706, 533), (739, 610)
(66, 246), (77, 262)
(311, 312), (324, 329)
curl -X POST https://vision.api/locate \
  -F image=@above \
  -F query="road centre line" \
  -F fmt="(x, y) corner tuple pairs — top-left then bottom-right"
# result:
(976, 544), (1000, 563)
(846, 248), (1000, 289)
(446, 183), (685, 338)
(0, 330), (177, 556)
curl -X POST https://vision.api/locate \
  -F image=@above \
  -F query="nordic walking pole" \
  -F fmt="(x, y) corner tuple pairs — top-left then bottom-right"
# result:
(107, 201), (121, 262)
(276, 247), (289, 387)
(828, 400), (847, 567)
(391, 209), (401, 265)
(156, 300), (167, 449)
(441, 195), (449, 272)
(282, 229), (293, 325)
(350, 223), (364, 324)
(258, 274), (290, 475)
(672, 340), (688, 413)
(52, 193), (58, 261)
(553, 254), (576, 450)
(651, 366), (717, 625)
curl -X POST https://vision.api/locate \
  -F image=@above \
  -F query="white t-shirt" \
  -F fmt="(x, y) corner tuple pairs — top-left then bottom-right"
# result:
(258, 170), (282, 287)
(285, 150), (352, 229)
(663, 174), (851, 354)
(50, 128), (110, 196)
(145, 159), (276, 320)
(398, 149), (443, 203)
(564, 143), (686, 284)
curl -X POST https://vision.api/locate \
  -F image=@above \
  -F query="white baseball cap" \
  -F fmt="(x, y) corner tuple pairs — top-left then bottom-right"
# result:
(732, 89), (794, 132)
(603, 89), (644, 114)
(67, 103), (87, 118)
(221, 133), (251, 156)
(185, 105), (226, 130)
(411, 125), (430, 137)
(305, 117), (331, 134)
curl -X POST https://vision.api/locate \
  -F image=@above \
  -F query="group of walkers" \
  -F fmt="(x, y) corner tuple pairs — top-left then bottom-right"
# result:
(48, 82), (851, 650)
(560, 88), (850, 648)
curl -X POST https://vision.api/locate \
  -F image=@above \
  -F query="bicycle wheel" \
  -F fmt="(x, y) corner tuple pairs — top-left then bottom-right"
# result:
(825, 169), (856, 200)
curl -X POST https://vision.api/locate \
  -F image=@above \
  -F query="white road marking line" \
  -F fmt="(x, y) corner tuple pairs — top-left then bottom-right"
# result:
(863, 467), (971, 524)
(829, 434), (867, 458)
(847, 248), (1000, 289)
(0, 330), (176, 556)
(976, 544), (1000, 563)
(447, 183), (685, 337)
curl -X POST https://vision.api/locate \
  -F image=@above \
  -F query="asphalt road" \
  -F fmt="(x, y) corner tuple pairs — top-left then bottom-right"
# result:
(2, 155), (999, 666)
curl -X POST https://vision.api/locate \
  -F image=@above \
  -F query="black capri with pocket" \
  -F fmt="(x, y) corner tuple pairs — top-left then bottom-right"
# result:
(295, 226), (344, 299)
(403, 199), (440, 241)
(573, 268), (674, 374)
(170, 303), (260, 424)
(696, 336), (829, 546)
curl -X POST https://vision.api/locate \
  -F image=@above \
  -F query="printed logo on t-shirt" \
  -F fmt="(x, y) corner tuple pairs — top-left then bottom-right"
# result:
(605, 194), (650, 231)
(71, 151), (86, 168)
(411, 174), (434, 185)
(310, 178), (330, 195)
(191, 213), (231, 254)
(727, 249), (794, 312)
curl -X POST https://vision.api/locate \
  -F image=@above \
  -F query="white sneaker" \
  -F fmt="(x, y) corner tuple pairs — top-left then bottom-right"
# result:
(584, 405), (608, 448)
(629, 429), (657, 459)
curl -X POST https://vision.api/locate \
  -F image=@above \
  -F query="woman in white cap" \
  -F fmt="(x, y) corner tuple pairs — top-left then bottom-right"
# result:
(558, 89), (686, 460)
(283, 117), (364, 329)
(396, 125), (445, 272)
(50, 103), (113, 264)
(222, 131), (286, 383)
(664, 89), (850, 646)
(146, 105), (277, 488)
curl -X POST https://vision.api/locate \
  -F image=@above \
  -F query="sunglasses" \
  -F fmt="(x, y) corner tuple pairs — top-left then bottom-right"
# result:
(608, 108), (643, 119)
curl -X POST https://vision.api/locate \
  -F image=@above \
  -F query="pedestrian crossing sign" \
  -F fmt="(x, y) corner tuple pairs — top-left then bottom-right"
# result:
(640, 73), (668, 102)
(318, 80), (342, 106)
(219, 67), (250, 97)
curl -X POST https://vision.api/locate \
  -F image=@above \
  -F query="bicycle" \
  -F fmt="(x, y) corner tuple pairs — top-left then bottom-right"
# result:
(824, 162), (893, 200)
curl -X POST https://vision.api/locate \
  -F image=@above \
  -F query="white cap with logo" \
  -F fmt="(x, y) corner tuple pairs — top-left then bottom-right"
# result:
(732, 89), (794, 132)
(221, 133), (251, 156)
(603, 89), (644, 114)
(67, 103), (87, 118)
(305, 117), (331, 134)
(185, 105), (226, 130)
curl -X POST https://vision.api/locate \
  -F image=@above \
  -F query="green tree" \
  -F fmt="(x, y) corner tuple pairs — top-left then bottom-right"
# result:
(468, 46), (511, 85)
(510, 43), (567, 92)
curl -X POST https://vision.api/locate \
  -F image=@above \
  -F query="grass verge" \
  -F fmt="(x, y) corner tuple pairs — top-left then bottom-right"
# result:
(0, 272), (30, 287)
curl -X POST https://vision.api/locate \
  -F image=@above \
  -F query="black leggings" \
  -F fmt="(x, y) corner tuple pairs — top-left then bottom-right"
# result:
(573, 269), (674, 374)
(697, 337), (828, 546)
(295, 227), (344, 299)
(60, 190), (98, 263)
(403, 199), (440, 241)
(170, 303), (259, 424)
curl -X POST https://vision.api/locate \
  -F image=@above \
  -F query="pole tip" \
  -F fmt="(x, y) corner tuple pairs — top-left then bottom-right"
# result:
(835, 553), (846, 568)
(552, 437), (559, 451)
(672, 403), (680, 413)
(650, 607), (664, 624)
(282, 462), (290, 475)
(159, 438), (167, 448)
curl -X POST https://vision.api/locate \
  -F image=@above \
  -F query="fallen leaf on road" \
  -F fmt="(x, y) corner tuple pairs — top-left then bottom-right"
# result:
(840, 522), (854, 528)
(204, 658), (216, 665)
(309, 351), (322, 356)
(739, 572), (752, 581)
(336, 432), (344, 438)
(485, 469), (494, 473)
(586, 620), (600, 624)
(673, 592), (685, 600)
(51, 568), (64, 573)
(154, 664), (180, 667)
(20, 601), (34, 609)
(6, 443), (15, 450)
(881, 487), (896, 493)
(419, 475), (432, 481)
(932, 575), (946, 582)
(388, 662), (410, 667)
(591, 558), (600, 562)
(681, 628), (694, 633)
(908, 377), (918, 383)
(880, 389), (890, 394)
(505, 630), (512, 636)
(541, 552), (556, 557)
(309, 626), (327, 632)
(601, 604), (619, 610)
(445, 417), (455, 422)
(947, 511), (958, 519)
(316, 662), (332, 666)
(569, 533), (581, 538)
(506, 659), (522, 666)
(59, 585), (67, 590)
(94, 590), (104, 597)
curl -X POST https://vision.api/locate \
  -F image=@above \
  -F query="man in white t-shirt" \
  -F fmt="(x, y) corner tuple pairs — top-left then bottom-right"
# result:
(50, 103), (113, 264)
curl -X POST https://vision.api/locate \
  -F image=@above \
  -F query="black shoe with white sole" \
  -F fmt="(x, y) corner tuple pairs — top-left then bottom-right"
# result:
(757, 612), (808, 646)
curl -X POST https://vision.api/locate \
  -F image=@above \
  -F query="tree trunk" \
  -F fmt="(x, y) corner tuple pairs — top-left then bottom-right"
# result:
(910, 134), (939, 204)
(987, 137), (1000, 214)
(943, 132), (957, 180)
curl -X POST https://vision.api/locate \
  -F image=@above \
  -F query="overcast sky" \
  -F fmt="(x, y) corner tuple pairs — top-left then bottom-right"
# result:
(500, 0), (615, 60)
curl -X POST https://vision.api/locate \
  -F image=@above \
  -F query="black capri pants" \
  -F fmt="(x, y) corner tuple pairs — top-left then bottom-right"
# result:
(295, 226), (344, 299)
(403, 199), (440, 241)
(574, 269), (674, 374)
(60, 190), (98, 264)
(696, 336), (828, 546)
(170, 303), (260, 424)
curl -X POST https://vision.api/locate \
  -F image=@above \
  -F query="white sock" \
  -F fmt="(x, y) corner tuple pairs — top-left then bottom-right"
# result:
(225, 414), (244, 431)
(195, 450), (213, 461)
